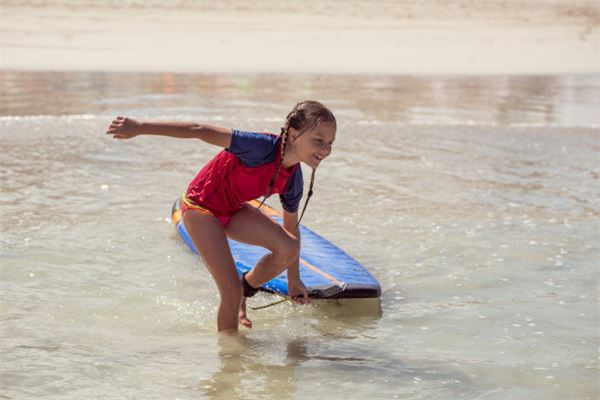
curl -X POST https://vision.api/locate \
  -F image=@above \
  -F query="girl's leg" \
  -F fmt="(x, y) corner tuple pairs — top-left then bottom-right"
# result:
(225, 205), (300, 289)
(182, 210), (244, 332)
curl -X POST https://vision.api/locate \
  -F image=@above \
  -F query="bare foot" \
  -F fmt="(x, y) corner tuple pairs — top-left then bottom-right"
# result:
(238, 297), (252, 328)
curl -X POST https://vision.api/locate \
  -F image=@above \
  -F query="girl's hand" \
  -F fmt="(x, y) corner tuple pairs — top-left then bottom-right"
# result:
(106, 116), (142, 139)
(288, 278), (309, 305)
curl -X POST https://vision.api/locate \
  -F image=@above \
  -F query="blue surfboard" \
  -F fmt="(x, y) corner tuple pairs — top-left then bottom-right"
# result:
(171, 199), (381, 299)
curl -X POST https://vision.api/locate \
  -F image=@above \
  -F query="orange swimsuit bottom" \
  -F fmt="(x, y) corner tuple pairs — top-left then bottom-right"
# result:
(180, 193), (234, 227)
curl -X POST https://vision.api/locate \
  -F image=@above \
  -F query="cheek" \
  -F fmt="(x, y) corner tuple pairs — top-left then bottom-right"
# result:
(298, 141), (321, 157)
(299, 143), (315, 156)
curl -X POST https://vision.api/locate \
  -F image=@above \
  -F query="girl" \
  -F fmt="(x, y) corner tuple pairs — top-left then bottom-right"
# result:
(106, 101), (337, 332)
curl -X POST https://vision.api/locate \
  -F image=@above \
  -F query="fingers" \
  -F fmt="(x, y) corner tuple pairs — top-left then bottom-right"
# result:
(301, 293), (309, 305)
(292, 297), (308, 305)
(291, 290), (309, 305)
(106, 116), (126, 135)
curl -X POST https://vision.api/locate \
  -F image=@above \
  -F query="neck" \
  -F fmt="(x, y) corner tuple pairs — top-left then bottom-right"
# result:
(281, 142), (299, 169)
(281, 152), (298, 169)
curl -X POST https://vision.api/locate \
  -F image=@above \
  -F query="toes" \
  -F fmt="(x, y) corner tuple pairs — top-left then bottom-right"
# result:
(239, 316), (252, 328)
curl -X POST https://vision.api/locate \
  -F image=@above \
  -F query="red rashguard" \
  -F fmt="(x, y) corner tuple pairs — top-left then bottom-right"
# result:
(183, 130), (303, 226)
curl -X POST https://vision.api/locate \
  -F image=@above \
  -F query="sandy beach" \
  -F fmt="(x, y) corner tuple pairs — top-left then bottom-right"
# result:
(1, 0), (599, 75)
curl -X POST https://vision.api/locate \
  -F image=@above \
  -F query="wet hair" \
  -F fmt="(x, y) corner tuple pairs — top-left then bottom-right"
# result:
(256, 100), (336, 228)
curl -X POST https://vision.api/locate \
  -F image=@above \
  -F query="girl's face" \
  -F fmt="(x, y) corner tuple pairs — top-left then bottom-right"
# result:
(289, 121), (336, 169)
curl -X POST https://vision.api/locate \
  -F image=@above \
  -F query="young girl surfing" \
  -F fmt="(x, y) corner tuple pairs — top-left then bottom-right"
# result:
(106, 101), (337, 332)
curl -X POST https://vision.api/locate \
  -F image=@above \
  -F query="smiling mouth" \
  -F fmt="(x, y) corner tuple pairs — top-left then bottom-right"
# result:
(313, 155), (324, 162)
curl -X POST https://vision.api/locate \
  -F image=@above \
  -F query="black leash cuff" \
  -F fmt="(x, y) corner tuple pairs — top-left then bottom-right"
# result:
(242, 271), (258, 298)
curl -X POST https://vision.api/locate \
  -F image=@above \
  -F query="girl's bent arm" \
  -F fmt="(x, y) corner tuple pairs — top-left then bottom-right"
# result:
(283, 209), (309, 304)
(282, 210), (302, 281)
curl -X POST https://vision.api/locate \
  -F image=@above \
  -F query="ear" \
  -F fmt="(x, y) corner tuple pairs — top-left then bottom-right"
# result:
(287, 127), (299, 142)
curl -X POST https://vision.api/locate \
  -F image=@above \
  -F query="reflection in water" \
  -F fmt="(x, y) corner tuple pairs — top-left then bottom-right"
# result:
(1, 71), (598, 128)
(201, 299), (383, 400)
(200, 333), (302, 400)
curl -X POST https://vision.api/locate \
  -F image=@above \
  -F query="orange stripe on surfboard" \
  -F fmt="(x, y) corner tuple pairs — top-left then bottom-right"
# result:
(299, 259), (345, 287)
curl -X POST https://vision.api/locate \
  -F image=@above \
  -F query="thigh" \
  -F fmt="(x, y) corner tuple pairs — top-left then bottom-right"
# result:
(225, 204), (297, 252)
(182, 209), (240, 294)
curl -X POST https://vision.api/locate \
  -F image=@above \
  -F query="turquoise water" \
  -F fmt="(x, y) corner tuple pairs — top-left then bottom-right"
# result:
(1, 71), (599, 399)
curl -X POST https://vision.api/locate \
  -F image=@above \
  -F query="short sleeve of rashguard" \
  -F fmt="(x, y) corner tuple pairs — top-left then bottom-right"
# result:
(226, 129), (279, 166)
(279, 166), (304, 213)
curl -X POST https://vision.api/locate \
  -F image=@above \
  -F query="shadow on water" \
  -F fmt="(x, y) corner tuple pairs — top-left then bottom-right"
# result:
(311, 297), (383, 319)
(195, 298), (473, 399)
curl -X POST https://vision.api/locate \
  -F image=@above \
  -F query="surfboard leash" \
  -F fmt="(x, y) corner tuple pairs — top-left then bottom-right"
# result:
(248, 282), (348, 310)
(249, 290), (294, 310)
(249, 296), (290, 310)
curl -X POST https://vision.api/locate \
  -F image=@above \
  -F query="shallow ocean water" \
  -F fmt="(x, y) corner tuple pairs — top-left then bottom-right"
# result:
(1, 71), (599, 399)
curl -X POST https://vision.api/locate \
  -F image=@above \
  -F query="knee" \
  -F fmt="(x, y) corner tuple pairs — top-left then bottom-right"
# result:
(274, 236), (300, 265)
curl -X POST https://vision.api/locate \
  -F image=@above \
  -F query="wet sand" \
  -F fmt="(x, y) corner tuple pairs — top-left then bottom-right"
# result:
(1, 0), (599, 75)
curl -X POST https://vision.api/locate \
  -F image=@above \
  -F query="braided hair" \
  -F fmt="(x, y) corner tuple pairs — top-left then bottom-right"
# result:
(256, 101), (336, 229)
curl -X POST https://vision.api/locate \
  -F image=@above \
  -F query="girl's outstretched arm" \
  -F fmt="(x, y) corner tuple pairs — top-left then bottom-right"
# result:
(106, 116), (232, 148)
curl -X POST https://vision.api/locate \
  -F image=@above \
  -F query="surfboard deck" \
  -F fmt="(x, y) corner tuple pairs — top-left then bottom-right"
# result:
(171, 198), (381, 299)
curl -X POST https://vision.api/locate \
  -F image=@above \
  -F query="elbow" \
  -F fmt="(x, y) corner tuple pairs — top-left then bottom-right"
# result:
(190, 123), (206, 139)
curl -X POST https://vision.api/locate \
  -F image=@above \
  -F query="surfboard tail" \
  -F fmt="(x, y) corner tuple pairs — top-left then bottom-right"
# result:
(308, 283), (381, 299)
